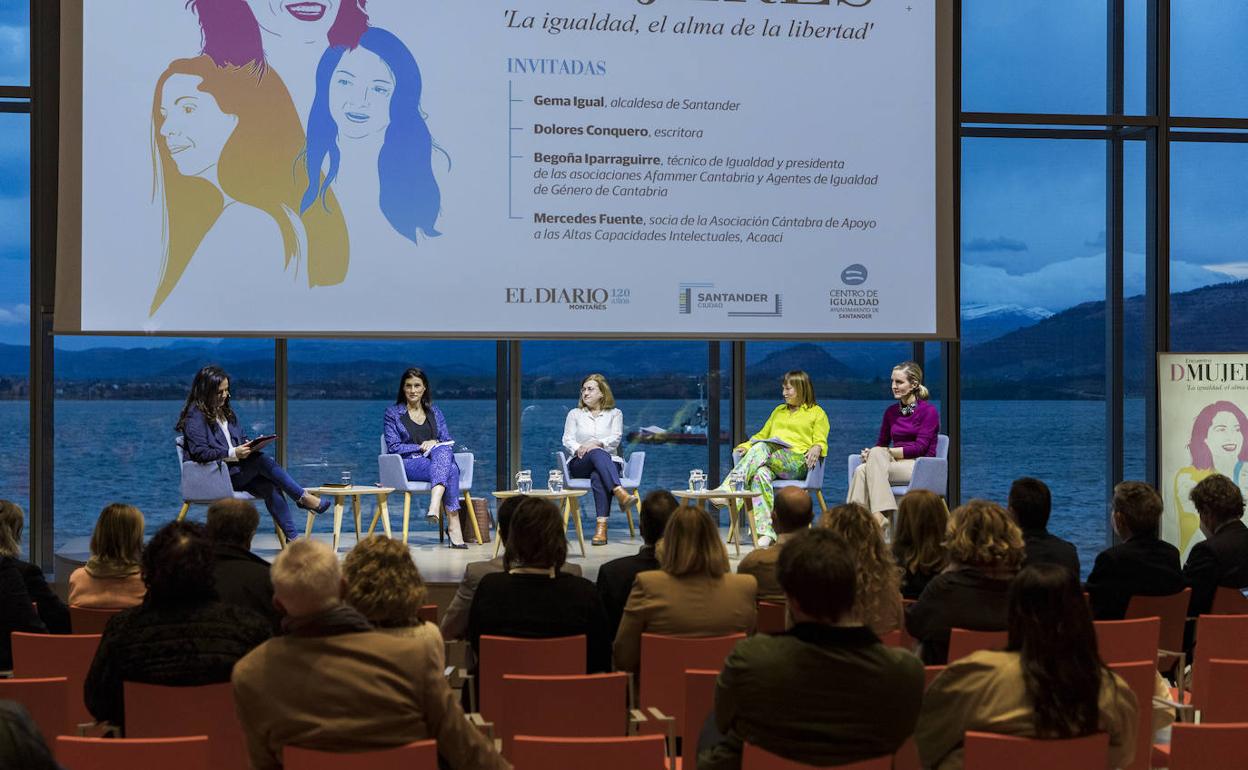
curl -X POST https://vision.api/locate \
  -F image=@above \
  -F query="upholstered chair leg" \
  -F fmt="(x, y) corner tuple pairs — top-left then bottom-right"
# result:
(402, 493), (412, 545)
(176, 502), (190, 522)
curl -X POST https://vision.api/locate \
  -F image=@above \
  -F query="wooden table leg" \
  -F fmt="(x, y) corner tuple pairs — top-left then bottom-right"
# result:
(378, 496), (392, 538)
(742, 496), (760, 549)
(305, 511), (315, 538)
(332, 499), (345, 552)
(727, 499), (741, 559)
(569, 496), (586, 558)
(352, 496), (362, 543)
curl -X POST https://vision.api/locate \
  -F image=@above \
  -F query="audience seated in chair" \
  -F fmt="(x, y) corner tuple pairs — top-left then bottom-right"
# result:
(69, 503), (147, 609)
(737, 487), (813, 602)
(820, 502), (903, 636)
(1084, 481), (1182, 620)
(232, 539), (507, 770)
(467, 498), (611, 674)
(0, 701), (59, 770)
(0, 553), (47, 671)
(598, 489), (679, 637)
(698, 528), (924, 770)
(613, 505), (758, 673)
(441, 496), (582, 642)
(1182, 473), (1248, 619)
(906, 500), (1023, 664)
(0, 501), (69, 668)
(206, 499), (281, 633)
(916, 564), (1138, 770)
(892, 490), (949, 600)
(84, 520), (271, 730)
(344, 535), (444, 666)
(1008, 478), (1080, 577)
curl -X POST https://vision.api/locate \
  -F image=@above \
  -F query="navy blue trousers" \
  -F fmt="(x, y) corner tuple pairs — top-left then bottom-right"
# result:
(231, 452), (302, 539)
(568, 448), (622, 520)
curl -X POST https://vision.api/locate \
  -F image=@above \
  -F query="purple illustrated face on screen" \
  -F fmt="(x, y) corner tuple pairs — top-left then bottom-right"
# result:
(329, 47), (394, 140)
(1204, 411), (1244, 464)
(245, 0), (340, 43)
(159, 74), (239, 182)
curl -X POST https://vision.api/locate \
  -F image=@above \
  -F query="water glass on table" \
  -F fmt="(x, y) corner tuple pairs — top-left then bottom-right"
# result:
(515, 470), (533, 494)
(689, 469), (707, 492)
(548, 469), (564, 493)
(341, 470), (352, 488)
(730, 469), (745, 493)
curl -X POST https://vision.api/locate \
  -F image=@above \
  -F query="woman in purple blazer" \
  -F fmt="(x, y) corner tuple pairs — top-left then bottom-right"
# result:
(383, 368), (467, 548)
(848, 361), (940, 529)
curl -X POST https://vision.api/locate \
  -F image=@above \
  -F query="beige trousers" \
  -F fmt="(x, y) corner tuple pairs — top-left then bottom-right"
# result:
(847, 447), (914, 514)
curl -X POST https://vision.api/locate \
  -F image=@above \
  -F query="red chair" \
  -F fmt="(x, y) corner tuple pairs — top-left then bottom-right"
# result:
(743, 742), (891, 769)
(499, 673), (630, 756)
(477, 635), (585, 723)
(10, 632), (103, 732)
(683, 669), (719, 770)
(1165, 722), (1248, 770)
(417, 604), (439, 624)
(511, 735), (667, 770)
(923, 665), (946, 688)
(1094, 617), (1160, 664)
(1201, 660), (1248, 723)
(125, 681), (248, 770)
(1125, 588), (1191, 676)
(56, 735), (209, 770)
(0, 677), (68, 743)
(963, 731), (1108, 769)
(895, 666), (948, 770)
(284, 739), (438, 770)
(1107, 661), (1157, 770)
(756, 601), (787, 634)
(1190, 614), (1248, 710)
(1210, 586), (1248, 615)
(947, 628), (1007, 661)
(637, 633), (744, 739)
(69, 605), (124, 634)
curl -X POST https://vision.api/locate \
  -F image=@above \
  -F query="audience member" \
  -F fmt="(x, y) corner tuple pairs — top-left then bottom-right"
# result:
(819, 502), (903, 635)
(906, 499), (1023, 664)
(613, 505), (758, 672)
(698, 529), (924, 770)
(69, 503), (146, 608)
(441, 496), (581, 642)
(1085, 481), (1182, 620)
(0, 701), (59, 770)
(1183, 473), (1248, 618)
(468, 498), (611, 673)
(892, 490), (949, 599)
(1, 554), (46, 670)
(344, 535), (444, 667)
(736, 487), (813, 602)
(83, 520), (270, 729)
(1008, 477), (1080, 576)
(598, 489), (679, 636)
(916, 563), (1137, 770)
(0, 500), (68, 633)
(233, 539), (507, 770)
(206, 498), (281, 632)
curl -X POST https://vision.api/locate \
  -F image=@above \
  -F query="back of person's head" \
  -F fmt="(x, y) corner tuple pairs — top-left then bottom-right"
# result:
(1112, 481), (1163, 538)
(90, 503), (145, 565)
(1190, 473), (1245, 527)
(818, 502), (899, 623)
(0, 701), (59, 770)
(142, 520), (216, 605)
(496, 495), (525, 544)
(343, 536), (426, 628)
(504, 497), (566, 572)
(773, 487), (814, 534)
(205, 498), (260, 548)
(0, 499), (24, 558)
(639, 490), (679, 545)
(658, 505), (729, 579)
(946, 499), (1024, 571)
(271, 538), (342, 618)
(892, 490), (949, 575)
(778, 529), (856, 623)
(1007, 563), (1106, 738)
(1007, 477), (1052, 530)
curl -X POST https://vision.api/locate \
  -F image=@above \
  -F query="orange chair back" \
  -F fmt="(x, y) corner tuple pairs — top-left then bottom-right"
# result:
(1107, 661), (1157, 770)
(683, 669), (719, 770)
(743, 742), (890, 769)
(879, 629), (902, 647)
(284, 739), (438, 770)
(478, 635), (585, 723)
(947, 628), (1007, 661)
(1168, 723), (1248, 770)
(417, 604), (438, 624)
(963, 731), (1109, 769)
(499, 673), (629, 757)
(1210, 587), (1248, 615)
(638, 633), (744, 736)
(1202, 660), (1248, 723)
(757, 601), (787, 634)
(0, 677), (68, 744)
(511, 735), (668, 770)
(125, 681), (247, 770)
(923, 665), (946, 688)
(56, 736), (209, 770)
(10, 632), (102, 732)
(1191, 614), (1248, 707)
(1125, 588), (1191, 655)
(69, 605), (124, 634)
(1094, 617), (1160, 664)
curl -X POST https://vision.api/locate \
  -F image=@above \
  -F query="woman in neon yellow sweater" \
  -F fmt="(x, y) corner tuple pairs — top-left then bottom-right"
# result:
(714, 370), (829, 545)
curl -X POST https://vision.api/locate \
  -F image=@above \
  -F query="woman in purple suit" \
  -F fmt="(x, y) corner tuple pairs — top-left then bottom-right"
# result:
(383, 368), (466, 548)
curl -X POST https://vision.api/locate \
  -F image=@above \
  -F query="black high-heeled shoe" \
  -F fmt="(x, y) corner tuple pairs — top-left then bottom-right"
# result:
(298, 496), (333, 515)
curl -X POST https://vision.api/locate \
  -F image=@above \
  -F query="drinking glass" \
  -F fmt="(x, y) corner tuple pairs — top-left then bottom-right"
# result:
(731, 470), (746, 493)
(689, 469), (706, 492)
(341, 470), (352, 487)
(548, 470), (564, 493)
(516, 470), (533, 494)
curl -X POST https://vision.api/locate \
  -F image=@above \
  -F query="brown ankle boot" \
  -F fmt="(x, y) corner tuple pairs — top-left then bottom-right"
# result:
(592, 518), (608, 546)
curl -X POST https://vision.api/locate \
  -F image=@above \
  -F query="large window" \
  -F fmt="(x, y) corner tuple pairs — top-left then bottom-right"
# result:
(0, 111), (28, 552)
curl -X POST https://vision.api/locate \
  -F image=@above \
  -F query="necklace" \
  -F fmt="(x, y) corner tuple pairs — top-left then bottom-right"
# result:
(899, 401), (916, 416)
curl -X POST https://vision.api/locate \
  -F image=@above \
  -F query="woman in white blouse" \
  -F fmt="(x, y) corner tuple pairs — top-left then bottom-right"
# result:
(563, 374), (636, 546)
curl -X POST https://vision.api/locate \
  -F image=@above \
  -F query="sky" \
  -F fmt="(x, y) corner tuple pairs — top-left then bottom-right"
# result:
(0, 0), (1246, 347)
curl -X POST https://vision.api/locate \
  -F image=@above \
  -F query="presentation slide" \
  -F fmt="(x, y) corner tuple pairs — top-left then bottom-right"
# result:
(77, 0), (939, 336)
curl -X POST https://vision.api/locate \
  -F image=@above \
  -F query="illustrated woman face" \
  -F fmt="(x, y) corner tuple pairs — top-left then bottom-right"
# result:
(403, 375), (426, 407)
(581, 379), (603, 409)
(244, 0), (339, 43)
(891, 368), (915, 402)
(329, 46), (394, 140)
(1205, 410), (1243, 462)
(159, 74), (238, 182)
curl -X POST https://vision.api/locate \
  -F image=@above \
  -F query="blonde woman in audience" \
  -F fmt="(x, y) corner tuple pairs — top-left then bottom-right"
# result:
(69, 503), (146, 608)
(344, 536), (444, 668)
(905, 499), (1024, 664)
(613, 505), (758, 672)
(891, 490), (950, 599)
(819, 502), (903, 636)
(0, 500), (69, 633)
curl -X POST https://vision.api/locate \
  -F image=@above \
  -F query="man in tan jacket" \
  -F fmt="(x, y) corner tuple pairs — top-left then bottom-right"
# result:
(736, 487), (814, 600)
(231, 539), (508, 770)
